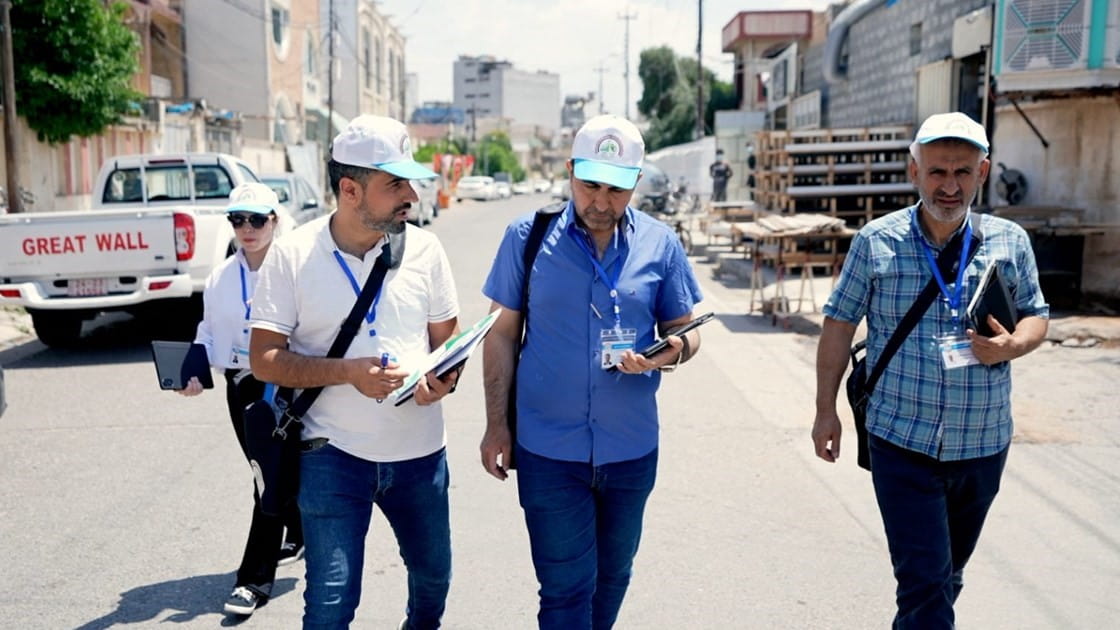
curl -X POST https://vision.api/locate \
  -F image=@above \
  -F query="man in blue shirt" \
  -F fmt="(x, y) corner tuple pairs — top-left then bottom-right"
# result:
(813, 112), (1049, 629)
(481, 114), (704, 629)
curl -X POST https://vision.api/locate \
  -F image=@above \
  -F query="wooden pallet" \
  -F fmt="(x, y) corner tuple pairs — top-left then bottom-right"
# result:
(752, 125), (914, 227)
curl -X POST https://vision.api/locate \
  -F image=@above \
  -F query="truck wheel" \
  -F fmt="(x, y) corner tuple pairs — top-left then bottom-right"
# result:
(28, 310), (84, 347)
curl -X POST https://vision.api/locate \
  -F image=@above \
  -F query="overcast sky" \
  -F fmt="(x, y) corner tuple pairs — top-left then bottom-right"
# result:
(376, 0), (835, 117)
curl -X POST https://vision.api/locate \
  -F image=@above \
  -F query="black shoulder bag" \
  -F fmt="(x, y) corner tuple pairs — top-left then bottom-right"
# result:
(846, 216), (982, 471)
(243, 231), (404, 515)
(504, 203), (564, 470)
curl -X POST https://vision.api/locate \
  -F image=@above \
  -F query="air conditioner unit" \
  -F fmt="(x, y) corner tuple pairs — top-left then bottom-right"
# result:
(995, 0), (1120, 90)
(1001, 0), (1090, 72)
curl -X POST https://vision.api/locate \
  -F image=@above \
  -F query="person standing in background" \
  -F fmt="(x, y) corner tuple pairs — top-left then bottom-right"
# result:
(709, 148), (733, 202)
(176, 182), (303, 617)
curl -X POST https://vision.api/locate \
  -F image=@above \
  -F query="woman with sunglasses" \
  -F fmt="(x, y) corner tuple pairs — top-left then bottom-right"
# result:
(176, 182), (303, 617)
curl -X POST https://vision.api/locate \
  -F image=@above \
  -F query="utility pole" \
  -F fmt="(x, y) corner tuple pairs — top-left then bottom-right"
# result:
(1, 0), (22, 213)
(326, 0), (334, 146)
(594, 62), (608, 114)
(696, 0), (704, 140)
(618, 10), (637, 120)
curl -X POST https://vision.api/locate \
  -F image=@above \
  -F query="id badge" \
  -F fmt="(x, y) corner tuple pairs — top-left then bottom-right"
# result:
(600, 328), (636, 370)
(230, 345), (250, 366)
(937, 334), (979, 369)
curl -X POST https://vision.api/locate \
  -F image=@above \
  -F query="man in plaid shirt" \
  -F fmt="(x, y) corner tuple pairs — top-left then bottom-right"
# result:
(812, 112), (1049, 629)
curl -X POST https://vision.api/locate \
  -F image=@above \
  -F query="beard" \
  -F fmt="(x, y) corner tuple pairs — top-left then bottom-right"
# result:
(918, 189), (973, 225)
(357, 199), (408, 234)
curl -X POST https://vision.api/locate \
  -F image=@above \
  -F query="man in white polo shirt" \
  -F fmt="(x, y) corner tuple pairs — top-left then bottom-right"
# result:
(249, 115), (461, 630)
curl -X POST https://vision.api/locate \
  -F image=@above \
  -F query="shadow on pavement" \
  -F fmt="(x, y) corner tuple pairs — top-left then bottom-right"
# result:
(4, 310), (198, 370)
(72, 572), (298, 629)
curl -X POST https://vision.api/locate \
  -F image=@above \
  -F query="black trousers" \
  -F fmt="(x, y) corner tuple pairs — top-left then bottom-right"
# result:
(711, 181), (728, 202)
(224, 370), (303, 599)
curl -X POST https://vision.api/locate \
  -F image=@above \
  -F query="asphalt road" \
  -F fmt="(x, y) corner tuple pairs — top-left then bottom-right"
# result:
(1, 193), (1117, 629)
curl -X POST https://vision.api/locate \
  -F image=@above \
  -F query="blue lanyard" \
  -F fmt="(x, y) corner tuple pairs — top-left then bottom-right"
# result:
(920, 220), (972, 325)
(570, 230), (623, 329)
(332, 249), (383, 336)
(238, 262), (251, 320)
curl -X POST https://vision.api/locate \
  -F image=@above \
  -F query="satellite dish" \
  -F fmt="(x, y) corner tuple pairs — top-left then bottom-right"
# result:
(996, 162), (1028, 206)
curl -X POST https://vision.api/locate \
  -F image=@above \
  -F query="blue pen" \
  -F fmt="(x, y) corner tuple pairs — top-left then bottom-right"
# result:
(380, 352), (390, 369)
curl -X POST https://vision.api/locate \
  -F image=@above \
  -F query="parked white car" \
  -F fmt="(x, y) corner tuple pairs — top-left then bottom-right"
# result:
(260, 172), (329, 226)
(456, 176), (496, 201)
(494, 181), (513, 199)
(512, 181), (532, 195)
(409, 179), (438, 226)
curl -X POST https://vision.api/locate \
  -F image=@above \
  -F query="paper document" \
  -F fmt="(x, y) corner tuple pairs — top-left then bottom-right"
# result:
(389, 308), (502, 406)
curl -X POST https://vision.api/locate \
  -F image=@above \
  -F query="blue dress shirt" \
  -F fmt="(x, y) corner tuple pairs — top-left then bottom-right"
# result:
(483, 202), (703, 465)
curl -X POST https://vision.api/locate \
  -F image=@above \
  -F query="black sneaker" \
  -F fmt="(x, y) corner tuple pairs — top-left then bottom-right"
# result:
(277, 542), (304, 567)
(223, 586), (259, 616)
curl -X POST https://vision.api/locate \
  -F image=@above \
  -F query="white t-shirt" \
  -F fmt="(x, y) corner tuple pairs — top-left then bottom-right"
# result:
(194, 249), (256, 370)
(249, 216), (460, 462)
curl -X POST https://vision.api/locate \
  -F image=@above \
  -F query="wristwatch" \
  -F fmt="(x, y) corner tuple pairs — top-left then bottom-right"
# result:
(659, 335), (690, 373)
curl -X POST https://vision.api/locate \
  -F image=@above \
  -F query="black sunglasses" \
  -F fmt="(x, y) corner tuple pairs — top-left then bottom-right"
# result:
(227, 213), (270, 229)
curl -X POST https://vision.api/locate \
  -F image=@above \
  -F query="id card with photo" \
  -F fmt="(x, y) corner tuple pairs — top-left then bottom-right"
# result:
(600, 328), (636, 370)
(937, 334), (980, 369)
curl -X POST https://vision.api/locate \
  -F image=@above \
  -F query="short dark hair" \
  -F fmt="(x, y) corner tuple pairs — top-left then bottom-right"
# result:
(327, 159), (375, 197)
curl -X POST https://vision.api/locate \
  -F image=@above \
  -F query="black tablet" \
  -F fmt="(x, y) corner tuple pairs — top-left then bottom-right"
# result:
(151, 340), (214, 390)
(638, 311), (715, 358)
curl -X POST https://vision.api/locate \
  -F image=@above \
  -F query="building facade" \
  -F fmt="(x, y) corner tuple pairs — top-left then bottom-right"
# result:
(321, 0), (407, 123)
(452, 55), (561, 140)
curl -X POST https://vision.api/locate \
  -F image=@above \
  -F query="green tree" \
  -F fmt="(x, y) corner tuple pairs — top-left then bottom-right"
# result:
(637, 46), (736, 151)
(471, 131), (524, 181)
(413, 138), (464, 166)
(11, 0), (142, 144)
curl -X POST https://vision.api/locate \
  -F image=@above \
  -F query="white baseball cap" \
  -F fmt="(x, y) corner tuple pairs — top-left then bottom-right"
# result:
(571, 114), (645, 190)
(911, 112), (989, 154)
(226, 182), (280, 214)
(331, 115), (437, 180)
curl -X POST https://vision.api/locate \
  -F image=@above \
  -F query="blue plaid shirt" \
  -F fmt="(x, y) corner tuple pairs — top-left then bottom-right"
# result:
(824, 206), (1049, 461)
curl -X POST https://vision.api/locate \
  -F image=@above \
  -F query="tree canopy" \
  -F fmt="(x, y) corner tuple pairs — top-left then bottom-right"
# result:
(471, 131), (524, 181)
(10, 0), (142, 144)
(413, 137), (465, 166)
(637, 46), (737, 151)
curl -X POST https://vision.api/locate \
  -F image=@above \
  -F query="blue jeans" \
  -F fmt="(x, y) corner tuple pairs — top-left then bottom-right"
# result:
(516, 444), (658, 630)
(298, 444), (451, 630)
(870, 435), (1009, 630)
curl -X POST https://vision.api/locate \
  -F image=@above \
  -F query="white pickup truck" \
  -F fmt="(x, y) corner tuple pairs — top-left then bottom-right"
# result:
(0, 153), (294, 346)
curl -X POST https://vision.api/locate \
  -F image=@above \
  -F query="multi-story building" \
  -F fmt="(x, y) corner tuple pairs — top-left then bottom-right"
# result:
(183, 0), (322, 174)
(321, 0), (407, 123)
(452, 55), (561, 141)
